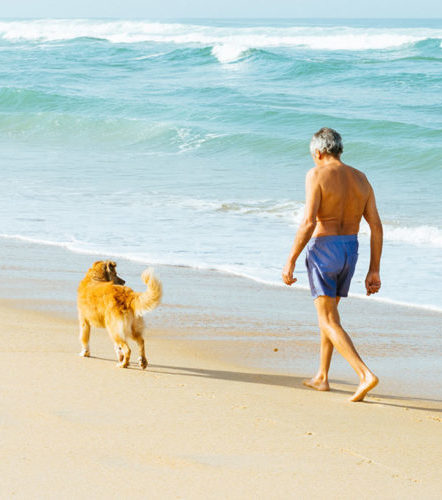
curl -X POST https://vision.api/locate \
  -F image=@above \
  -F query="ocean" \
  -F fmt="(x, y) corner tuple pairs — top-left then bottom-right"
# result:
(1, 18), (441, 311)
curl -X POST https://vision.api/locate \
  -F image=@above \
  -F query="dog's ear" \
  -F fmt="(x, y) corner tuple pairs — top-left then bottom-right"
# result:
(106, 261), (117, 272)
(105, 261), (125, 285)
(105, 261), (116, 278)
(90, 261), (109, 282)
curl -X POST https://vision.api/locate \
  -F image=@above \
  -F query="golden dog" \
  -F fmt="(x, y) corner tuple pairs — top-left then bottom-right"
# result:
(77, 260), (162, 368)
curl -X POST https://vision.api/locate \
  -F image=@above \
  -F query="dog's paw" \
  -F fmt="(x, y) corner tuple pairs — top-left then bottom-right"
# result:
(79, 349), (90, 357)
(139, 357), (148, 370)
(117, 361), (129, 368)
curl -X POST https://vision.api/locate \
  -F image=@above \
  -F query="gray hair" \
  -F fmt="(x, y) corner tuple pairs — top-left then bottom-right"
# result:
(309, 127), (343, 157)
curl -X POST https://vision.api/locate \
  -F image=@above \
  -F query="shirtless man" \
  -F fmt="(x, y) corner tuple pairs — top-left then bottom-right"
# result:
(282, 127), (382, 402)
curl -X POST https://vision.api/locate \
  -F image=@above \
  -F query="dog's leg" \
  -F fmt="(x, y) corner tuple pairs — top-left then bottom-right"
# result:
(114, 343), (124, 363)
(117, 340), (131, 368)
(108, 319), (131, 368)
(79, 317), (91, 357)
(132, 318), (148, 369)
(134, 335), (148, 369)
(110, 334), (131, 368)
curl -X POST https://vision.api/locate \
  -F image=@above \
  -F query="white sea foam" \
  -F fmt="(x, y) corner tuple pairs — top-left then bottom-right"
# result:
(348, 292), (442, 313)
(358, 220), (442, 248)
(172, 197), (442, 248)
(161, 197), (305, 223)
(117, 193), (442, 248)
(214, 199), (304, 221)
(176, 129), (223, 152)
(211, 44), (248, 63)
(0, 20), (440, 60)
(383, 224), (442, 247)
(216, 200), (442, 248)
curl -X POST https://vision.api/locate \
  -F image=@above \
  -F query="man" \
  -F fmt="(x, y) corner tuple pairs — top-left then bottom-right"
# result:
(282, 128), (382, 402)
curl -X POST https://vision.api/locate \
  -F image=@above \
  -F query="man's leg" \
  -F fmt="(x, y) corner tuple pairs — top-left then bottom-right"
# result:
(304, 297), (340, 391)
(311, 295), (378, 402)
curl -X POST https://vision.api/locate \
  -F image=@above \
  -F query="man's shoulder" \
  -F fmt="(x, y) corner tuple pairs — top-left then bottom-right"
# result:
(306, 166), (321, 180)
(307, 163), (370, 185)
(305, 167), (325, 190)
(345, 163), (368, 180)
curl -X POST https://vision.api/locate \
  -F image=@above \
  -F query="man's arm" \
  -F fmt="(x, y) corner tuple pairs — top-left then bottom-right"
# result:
(282, 169), (321, 285)
(363, 185), (383, 295)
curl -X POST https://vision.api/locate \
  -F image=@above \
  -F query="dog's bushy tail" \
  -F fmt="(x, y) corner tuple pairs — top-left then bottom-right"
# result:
(132, 268), (162, 316)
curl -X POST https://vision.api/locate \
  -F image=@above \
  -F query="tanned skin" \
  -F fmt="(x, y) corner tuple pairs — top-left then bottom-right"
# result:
(282, 151), (383, 402)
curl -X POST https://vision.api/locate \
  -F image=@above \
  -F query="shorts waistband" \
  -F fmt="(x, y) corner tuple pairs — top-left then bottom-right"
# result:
(308, 234), (358, 245)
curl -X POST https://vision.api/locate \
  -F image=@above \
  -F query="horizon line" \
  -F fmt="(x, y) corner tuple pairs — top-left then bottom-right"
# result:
(1, 16), (442, 20)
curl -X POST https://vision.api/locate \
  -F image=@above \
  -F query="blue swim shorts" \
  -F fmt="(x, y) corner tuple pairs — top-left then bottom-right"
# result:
(305, 234), (358, 299)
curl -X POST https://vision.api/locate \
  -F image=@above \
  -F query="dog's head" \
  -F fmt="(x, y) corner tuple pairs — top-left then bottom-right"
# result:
(89, 260), (125, 285)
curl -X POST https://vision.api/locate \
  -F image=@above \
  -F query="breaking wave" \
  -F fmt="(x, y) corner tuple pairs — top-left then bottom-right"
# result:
(0, 19), (441, 64)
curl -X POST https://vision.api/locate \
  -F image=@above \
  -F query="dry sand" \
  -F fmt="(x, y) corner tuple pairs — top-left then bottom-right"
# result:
(1, 300), (441, 499)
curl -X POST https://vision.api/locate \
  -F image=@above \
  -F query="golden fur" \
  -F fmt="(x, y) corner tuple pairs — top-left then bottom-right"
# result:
(77, 260), (162, 368)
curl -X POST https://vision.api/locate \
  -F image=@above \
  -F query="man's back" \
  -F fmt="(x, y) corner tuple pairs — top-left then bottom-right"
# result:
(312, 161), (371, 238)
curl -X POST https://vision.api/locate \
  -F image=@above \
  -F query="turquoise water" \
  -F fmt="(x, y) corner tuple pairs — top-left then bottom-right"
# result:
(1, 18), (441, 310)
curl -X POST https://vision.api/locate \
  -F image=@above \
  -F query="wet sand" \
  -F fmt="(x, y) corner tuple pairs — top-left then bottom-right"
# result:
(0, 237), (441, 498)
(1, 236), (441, 399)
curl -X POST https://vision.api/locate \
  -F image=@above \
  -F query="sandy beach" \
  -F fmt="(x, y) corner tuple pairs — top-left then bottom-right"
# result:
(1, 238), (441, 499)
(2, 12), (442, 498)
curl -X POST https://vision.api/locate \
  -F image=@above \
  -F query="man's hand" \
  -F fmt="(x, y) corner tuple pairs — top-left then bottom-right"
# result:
(365, 271), (381, 296)
(282, 261), (297, 286)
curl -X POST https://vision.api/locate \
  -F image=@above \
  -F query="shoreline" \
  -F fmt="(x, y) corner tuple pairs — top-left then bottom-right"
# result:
(2, 233), (442, 314)
(1, 236), (441, 401)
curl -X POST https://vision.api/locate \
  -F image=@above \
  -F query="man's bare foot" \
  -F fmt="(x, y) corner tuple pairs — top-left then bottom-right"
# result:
(349, 373), (379, 402)
(303, 377), (330, 392)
